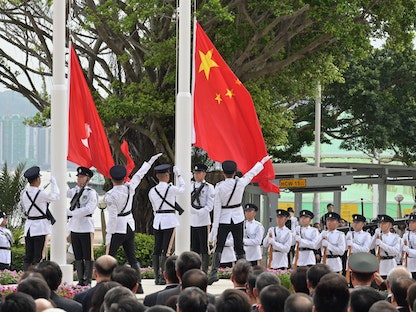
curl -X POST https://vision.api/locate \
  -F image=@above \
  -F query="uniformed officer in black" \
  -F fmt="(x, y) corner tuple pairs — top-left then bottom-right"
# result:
(20, 166), (59, 270)
(105, 153), (161, 294)
(67, 166), (98, 286)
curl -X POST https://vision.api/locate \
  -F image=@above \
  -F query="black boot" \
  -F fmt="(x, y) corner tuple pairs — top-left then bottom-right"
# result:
(208, 252), (221, 285)
(201, 254), (210, 273)
(131, 262), (144, 294)
(74, 260), (85, 286)
(84, 260), (94, 286)
(159, 255), (167, 285)
(153, 255), (161, 285)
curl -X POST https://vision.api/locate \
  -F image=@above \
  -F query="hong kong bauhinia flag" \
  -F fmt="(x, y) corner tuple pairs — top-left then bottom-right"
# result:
(193, 22), (279, 193)
(67, 44), (115, 178)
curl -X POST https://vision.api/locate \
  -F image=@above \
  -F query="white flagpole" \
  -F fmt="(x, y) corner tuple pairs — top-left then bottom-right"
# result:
(51, 0), (72, 282)
(175, 0), (192, 253)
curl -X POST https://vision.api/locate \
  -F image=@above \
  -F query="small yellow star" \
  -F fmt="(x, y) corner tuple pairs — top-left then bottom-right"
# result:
(199, 49), (219, 80)
(235, 79), (242, 85)
(225, 89), (234, 99)
(215, 93), (222, 104)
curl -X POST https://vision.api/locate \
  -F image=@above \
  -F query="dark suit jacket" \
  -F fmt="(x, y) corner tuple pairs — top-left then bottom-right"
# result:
(156, 285), (215, 305)
(51, 291), (83, 312)
(74, 283), (100, 312)
(143, 284), (179, 307)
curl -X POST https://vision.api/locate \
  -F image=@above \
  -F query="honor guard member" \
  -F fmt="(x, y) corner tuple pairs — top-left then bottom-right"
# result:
(401, 214), (416, 279)
(190, 163), (214, 273)
(316, 212), (346, 273)
(208, 155), (271, 285)
(294, 210), (319, 267)
(21, 166), (59, 270)
(286, 207), (298, 267)
(243, 203), (264, 266)
(370, 214), (400, 278)
(149, 164), (185, 285)
(220, 233), (237, 268)
(105, 153), (162, 294)
(0, 213), (14, 270)
(67, 166), (98, 286)
(346, 214), (372, 253)
(263, 209), (292, 269)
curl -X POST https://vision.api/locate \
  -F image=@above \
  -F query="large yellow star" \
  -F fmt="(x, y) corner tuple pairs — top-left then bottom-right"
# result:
(199, 49), (219, 80)
(225, 89), (234, 99)
(215, 93), (223, 104)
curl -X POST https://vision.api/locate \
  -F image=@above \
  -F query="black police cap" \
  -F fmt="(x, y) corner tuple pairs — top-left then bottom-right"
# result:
(154, 164), (171, 174)
(244, 203), (258, 212)
(377, 214), (394, 223)
(24, 166), (41, 180)
(110, 165), (127, 180)
(76, 166), (94, 178)
(276, 209), (290, 218)
(325, 212), (341, 221)
(192, 164), (208, 172)
(222, 160), (237, 174)
(299, 210), (314, 218)
(352, 214), (366, 223)
(409, 214), (416, 222)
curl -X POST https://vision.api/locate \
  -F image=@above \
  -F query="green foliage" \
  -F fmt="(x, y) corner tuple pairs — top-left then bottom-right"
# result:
(10, 245), (25, 272)
(94, 233), (154, 267)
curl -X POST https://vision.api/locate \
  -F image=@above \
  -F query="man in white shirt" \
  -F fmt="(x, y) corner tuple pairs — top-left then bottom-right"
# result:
(243, 203), (264, 266)
(294, 210), (319, 267)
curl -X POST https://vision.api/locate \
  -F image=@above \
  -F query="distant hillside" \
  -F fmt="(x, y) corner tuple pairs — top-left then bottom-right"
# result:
(0, 90), (38, 116)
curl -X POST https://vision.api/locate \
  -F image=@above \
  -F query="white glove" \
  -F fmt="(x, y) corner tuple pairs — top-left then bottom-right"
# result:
(376, 239), (382, 246)
(321, 240), (328, 248)
(374, 228), (381, 236)
(295, 235), (301, 243)
(403, 245), (409, 253)
(209, 227), (218, 242)
(347, 240), (352, 247)
(260, 155), (271, 165)
(50, 176), (57, 185)
(148, 153), (163, 165)
(173, 166), (181, 176)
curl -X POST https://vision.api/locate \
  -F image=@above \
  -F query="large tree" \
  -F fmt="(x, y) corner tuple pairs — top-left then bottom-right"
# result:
(0, 0), (415, 231)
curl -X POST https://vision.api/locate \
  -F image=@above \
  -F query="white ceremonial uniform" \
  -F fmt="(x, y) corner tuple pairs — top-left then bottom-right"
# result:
(212, 162), (264, 229)
(67, 186), (98, 233)
(149, 177), (186, 230)
(346, 230), (372, 253)
(191, 180), (214, 227)
(21, 182), (60, 237)
(289, 216), (299, 247)
(221, 233), (236, 264)
(318, 229), (346, 272)
(0, 226), (13, 265)
(243, 219), (264, 262)
(370, 231), (400, 276)
(105, 162), (151, 245)
(402, 231), (416, 272)
(294, 225), (319, 266)
(263, 225), (292, 269)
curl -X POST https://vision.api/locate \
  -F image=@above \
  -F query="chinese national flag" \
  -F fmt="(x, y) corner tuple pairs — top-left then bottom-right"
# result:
(193, 22), (279, 193)
(120, 139), (136, 181)
(67, 44), (114, 178)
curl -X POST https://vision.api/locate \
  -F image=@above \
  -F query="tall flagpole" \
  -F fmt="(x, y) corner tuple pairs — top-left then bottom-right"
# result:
(175, 0), (192, 253)
(51, 0), (73, 282)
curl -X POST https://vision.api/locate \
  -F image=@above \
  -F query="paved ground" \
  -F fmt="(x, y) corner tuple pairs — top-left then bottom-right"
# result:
(136, 278), (234, 302)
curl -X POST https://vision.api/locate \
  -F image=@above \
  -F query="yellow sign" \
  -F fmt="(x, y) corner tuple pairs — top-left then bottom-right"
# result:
(279, 179), (307, 188)
(340, 203), (358, 223)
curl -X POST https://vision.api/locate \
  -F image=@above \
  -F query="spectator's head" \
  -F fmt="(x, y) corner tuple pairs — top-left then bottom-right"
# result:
(2, 292), (36, 312)
(348, 253), (379, 287)
(349, 286), (383, 312)
(216, 289), (251, 312)
(391, 277), (415, 308)
(386, 266), (412, 292)
(254, 271), (281, 303)
(181, 269), (208, 292)
(406, 282), (416, 311)
(34, 298), (54, 311)
(258, 284), (290, 312)
(284, 293), (313, 312)
(313, 272), (349, 312)
(18, 276), (51, 299)
(368, 301), (396, 312)
(306, 264), (332, 294)
(111, 266), (138, 292)
(164, 255), (179, 284)
(89, 281), (121, 312)
(106, 297), (147, 312)
(35, 261), (62, 291)
(102, 286), (143, 312)
(177, 287), (208, 312)
(95, 255), (118, 281)
(165, 295), (178, 311)
(290, 266), (309, 294)
(176, 251), (202, 280)
(327, 204), (334, 212)
(246, 268), (267, 304)
(231, 259), (253, 287)
(146, 306), (175, 312)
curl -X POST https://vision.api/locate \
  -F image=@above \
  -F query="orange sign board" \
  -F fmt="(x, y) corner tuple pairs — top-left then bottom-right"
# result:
(279, 179), (307, 188)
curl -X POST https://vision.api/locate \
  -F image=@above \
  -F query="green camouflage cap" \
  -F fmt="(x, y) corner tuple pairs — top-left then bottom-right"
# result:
(348, 252), (379, 273)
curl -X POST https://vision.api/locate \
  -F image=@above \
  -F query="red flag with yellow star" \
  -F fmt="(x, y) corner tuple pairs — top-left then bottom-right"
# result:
(193, 22), (279, 193)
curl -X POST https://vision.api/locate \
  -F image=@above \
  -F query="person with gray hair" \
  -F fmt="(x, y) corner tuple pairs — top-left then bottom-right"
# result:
(177, 287), (209, 312)
(253, 271), (281, 308)
(368, 301), (397, 312)
(386, 266), (412, 302)
(102, 286), (146, 312)
(284, 293), (313, 312)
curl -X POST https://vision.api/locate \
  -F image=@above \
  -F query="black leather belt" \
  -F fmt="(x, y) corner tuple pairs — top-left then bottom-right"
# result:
(118, 211), (132, 217)
(28, 216), (47, 220)
(0, 247), (10, 250)
(299, 248), (313, 251)
(156, 210), (175, 214)
(68, 214), (92, 219)
(381, 256), (394, 260)
(273, 250), (281, 253)
(221, 203), (241, 209)
(326, 255), (341, 259)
